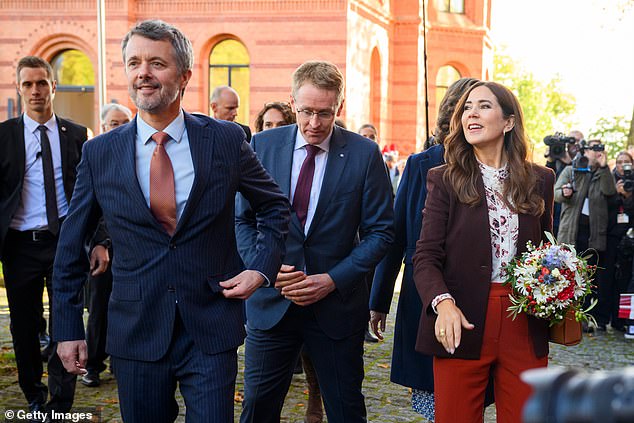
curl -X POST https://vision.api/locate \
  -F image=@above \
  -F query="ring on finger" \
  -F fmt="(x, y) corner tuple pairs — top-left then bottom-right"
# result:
(439, 328), (446, 337)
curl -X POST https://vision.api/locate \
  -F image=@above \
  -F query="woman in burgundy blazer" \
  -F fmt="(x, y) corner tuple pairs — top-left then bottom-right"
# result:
(413, 81), (555, 423)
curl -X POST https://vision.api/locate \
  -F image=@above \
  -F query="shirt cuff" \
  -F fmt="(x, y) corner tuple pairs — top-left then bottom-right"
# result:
(431, 293), (455, 314)
(253, 270), (270, 287)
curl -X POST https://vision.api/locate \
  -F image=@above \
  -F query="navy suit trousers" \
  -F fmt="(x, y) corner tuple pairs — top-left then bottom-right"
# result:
(111, 308), (237, 423)
(240, 304), (366, 423)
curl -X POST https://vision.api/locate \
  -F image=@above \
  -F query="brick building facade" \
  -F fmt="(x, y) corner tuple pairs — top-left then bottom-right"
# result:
(0, 0), (491, 154)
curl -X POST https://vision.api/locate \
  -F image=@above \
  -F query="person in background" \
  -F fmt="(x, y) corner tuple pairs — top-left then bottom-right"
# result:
(555, 138), (616, 332)
(369, 77), (478, 421)
(254, 101), (295, 133)
(413, 81), (554, 423)
(80, 103), (133, 388)
(0, 55), (89, 415)
(547, 130), (582, 236)
(358, 123), (378, 143)
(210, 85), (252, 141)
(596, 151), (634, 332)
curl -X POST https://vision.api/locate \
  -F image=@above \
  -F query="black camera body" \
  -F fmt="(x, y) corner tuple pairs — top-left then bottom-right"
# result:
(572, 139), (605, 173)
(544, 133), (577, 161)
(622, 163), (634, 192)
(522, 366), (634, 423)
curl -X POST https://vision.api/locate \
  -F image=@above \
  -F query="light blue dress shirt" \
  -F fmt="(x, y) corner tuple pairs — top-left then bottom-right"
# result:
(135, 110), (194, 222)
(11, 113), (68, 230)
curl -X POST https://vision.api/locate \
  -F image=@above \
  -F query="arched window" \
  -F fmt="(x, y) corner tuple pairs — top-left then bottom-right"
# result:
(437, 0), (465, 14)
(209, 39), (250, 125)
(435, 65), (461, 108)
(51, 50), (95, 130)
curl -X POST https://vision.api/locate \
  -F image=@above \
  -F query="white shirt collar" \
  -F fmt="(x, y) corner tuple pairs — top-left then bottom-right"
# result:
(137, 110), (186, 145)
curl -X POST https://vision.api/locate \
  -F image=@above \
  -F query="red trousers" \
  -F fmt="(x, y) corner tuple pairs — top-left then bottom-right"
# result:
(433, 284), (548, 423)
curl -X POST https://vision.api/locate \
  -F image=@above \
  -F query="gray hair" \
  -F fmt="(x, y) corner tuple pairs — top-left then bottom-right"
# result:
(210, 85), (238, 103)
(101, 103), (133, 123)
(121, 20), (193, 75)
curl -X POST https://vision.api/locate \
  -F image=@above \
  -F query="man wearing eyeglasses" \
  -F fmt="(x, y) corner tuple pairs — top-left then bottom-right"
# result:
(236, 60), (394, 423)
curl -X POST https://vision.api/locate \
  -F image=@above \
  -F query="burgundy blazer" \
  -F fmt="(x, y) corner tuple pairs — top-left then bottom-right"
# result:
(413, 164), (555, 359)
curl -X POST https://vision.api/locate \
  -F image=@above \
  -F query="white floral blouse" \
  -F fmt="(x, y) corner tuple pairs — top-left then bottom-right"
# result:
(479, 161), (518, 283)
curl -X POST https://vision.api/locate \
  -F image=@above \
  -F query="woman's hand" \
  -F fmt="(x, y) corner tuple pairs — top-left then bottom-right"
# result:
(435, 299), (474, 354)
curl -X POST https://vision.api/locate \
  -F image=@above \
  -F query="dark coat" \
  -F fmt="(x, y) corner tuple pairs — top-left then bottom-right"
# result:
(0, 115), (86, 258)
(413, 164), (555, 360)
(370, 144), (444, 390)
(52, 112), (290, 361)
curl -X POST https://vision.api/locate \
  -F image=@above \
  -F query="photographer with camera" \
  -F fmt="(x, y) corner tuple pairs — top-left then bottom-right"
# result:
(545, 130), (582, 234)
(555, 139), (616, 331)
(594, 152), (634, 333)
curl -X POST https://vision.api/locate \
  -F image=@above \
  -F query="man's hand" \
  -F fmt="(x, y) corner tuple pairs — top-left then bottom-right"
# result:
(274, 264), (307, 289)
(279, 273), (336, 306)
(89, 245), (110, 276)
(57, 340), (88, 375)
(435, 299), (474, 355)
(561, 183), (574, 198)
(370, 310), (387, 341)
(220, 270), (265, 299)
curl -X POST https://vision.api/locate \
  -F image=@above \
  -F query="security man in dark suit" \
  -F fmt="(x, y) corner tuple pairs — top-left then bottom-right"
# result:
(0, 56), (89, 414)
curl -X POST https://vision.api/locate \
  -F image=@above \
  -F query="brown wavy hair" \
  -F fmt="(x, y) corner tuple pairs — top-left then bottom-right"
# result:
(254, 101), (296, 133)
(444, 81), (544, 216)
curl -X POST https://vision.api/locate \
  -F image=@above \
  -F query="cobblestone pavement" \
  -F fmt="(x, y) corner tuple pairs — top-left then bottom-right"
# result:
(1, 285), (633, 422)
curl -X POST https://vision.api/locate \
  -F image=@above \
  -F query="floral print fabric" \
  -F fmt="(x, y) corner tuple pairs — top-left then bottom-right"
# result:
(478, 161), (518, 283)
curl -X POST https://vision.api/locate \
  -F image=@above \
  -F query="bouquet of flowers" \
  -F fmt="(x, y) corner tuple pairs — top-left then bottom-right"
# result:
(504, 232), (597, 326)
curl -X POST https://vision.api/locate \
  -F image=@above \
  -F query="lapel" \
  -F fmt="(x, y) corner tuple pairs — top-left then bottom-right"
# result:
(175, 112), (213, 234)
(55, 116), (73, 202)
(273, 126), (297, 198)
(474, 173), (494, 268)
(305, 126), (348, 239)
(276, 126), (303, 234)
(115, 117), (160, 227)
(15, 116), (26, 187)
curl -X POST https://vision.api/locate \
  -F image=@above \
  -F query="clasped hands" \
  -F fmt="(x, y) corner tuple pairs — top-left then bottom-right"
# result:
(274, 264), (335, 306)
(434, 299), (474, 355)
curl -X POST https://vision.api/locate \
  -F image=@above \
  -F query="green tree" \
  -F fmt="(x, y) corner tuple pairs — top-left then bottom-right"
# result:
(493, 47), (577, 159)
(588, 114), (632, 160)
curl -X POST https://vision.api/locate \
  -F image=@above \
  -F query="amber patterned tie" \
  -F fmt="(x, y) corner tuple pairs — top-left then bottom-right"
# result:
(149, 131), (176, 235)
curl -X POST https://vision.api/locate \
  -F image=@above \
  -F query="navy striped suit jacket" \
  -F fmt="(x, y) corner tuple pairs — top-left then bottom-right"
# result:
(52, 112), (290, 361)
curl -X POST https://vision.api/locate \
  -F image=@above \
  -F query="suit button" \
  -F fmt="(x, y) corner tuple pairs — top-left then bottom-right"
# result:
(169, 242), (176, 250)
(167, 285), (175, 292)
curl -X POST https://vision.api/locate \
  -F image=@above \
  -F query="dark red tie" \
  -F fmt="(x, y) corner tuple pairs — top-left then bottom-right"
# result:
(292, 144), (321, 229)
(149, 131), (176, 235)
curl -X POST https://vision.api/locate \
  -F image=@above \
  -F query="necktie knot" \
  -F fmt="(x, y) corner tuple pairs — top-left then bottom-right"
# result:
(305, 144), (321, 159)
(152, 131), (170, 146)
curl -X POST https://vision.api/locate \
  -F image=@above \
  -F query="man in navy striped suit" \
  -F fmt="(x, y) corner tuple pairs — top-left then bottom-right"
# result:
(52, 20), (290, 422)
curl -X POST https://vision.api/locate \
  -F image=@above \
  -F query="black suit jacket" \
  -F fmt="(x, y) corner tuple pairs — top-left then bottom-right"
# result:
(238, 123), (252, 142)
(0, 115), (87, 258)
